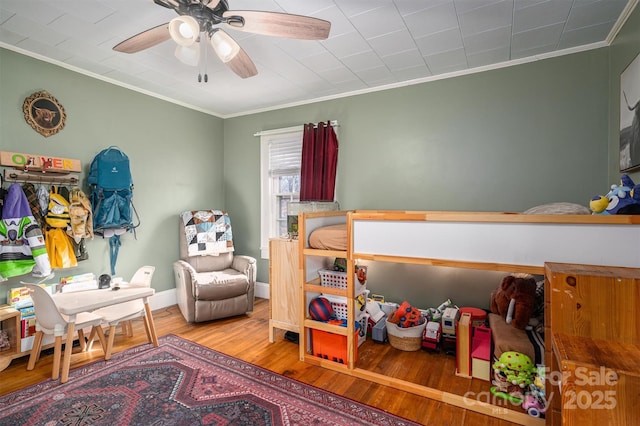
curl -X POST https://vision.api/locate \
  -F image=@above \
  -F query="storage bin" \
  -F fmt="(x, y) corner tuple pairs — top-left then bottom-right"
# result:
(323, 292), (368, 321)
(356, 313), (370, 347)
(322, 294), (369, 347)
(318, 266), (367, 295)
(385, 318), (428, 351)
(311, 328), (359, 364)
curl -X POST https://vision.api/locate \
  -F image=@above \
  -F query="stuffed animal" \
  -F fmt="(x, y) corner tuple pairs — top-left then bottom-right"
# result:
(490, 274), (537, 329)
(590, 174), (640, 215)
(492, 351), (537, 400)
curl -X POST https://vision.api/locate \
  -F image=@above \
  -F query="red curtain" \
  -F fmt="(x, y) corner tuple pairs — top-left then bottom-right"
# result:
(300, 121), (338, 201)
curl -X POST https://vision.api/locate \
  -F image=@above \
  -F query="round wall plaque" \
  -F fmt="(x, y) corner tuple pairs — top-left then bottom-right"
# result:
(23, 91), (66, 137)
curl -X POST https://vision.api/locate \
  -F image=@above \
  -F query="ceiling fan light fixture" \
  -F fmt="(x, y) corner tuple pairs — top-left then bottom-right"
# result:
(210, 29), (240, 63)
(174, 43), (200, 66)
(169, 15), (200, 46)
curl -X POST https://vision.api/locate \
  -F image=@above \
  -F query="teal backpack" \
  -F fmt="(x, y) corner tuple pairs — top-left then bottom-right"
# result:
(88, 146), (140, 274)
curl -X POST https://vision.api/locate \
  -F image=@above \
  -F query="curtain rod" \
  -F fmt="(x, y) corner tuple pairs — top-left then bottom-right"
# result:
(254, 120), (339, 137)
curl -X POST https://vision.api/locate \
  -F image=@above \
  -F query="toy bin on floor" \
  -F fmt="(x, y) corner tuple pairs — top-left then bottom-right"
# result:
(311, 329), (359, 364)
(385, 319), (428, 351)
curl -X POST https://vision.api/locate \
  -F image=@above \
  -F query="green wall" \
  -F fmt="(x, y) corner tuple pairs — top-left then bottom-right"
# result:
(0, 49), (224, 299)
(225, 48), (611, 284)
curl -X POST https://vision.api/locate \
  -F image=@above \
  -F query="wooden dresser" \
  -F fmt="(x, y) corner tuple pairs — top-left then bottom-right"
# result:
(544, 263), (640, 425)
(268, 238), (300, 342)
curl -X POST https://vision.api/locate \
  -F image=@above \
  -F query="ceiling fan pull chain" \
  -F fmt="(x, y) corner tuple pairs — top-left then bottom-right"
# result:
(196, 46), (202, 82)
(204, 38), (209, 83)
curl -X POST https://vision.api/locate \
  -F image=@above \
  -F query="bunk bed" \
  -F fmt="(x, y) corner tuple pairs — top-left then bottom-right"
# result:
(299, 210), (640, 426)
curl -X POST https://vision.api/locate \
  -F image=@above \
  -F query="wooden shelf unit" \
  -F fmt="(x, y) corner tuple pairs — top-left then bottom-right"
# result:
(298, 211), (357, 369)
(298, 210), (640, 426)
(545, 263), (640, 425)
(269, 238), (301, 342)
(0, 305), (21, 371)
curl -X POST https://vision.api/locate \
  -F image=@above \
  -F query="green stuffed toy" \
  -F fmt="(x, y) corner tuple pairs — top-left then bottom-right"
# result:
(492, 351), (537, 400)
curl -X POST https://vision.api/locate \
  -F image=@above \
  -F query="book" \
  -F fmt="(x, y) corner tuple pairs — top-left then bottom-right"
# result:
(60, 280), (98, 293)
(8, 287), (33, 309)
(21, 315), (36, 339)
(19, 306), (35, 318)
(8, 284), (54, 309)
(60, 273), (95, 284)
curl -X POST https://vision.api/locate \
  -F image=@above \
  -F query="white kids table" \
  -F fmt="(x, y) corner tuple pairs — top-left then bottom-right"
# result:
(51, 287), (157, 383)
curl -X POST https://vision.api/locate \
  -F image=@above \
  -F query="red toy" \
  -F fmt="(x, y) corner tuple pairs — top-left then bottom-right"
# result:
(422, 321), (441, 351)
(388, 301), (423, 328)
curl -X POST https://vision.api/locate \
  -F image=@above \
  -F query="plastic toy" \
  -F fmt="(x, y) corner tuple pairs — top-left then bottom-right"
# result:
(355, 265), (367, 284)
(522, 393), (546, 418)
(441, 307), (460, 336)
(490, 386), (523, 405)
(424, 298), (455, 322)
(522, 372), (547, 417)
(422, 321), (442, 351)
(388, 301), (424, 328)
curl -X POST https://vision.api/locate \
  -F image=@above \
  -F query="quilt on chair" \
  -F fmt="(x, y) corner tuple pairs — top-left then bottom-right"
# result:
(181, 210), (234, 257)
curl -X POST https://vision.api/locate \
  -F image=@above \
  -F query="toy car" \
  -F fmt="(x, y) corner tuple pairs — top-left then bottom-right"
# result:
(522, 394), (547, 418)
(441, 307), (460, 336)
(422, 321), (442, 351)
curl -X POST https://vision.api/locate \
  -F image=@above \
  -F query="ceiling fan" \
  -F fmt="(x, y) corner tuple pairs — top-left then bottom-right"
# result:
(113, 0), (331, 81)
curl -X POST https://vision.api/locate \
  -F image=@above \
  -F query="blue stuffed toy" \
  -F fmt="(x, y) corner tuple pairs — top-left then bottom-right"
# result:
(590, 174), (640, 214)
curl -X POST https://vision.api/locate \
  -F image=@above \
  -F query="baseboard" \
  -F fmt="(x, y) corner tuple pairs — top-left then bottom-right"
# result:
(149, 282), (269, 311)
(149, 288), (177, 310)
(254, 281), (269, 299)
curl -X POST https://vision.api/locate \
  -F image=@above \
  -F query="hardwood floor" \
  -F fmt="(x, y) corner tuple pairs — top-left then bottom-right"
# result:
(0, 298), (521, 426)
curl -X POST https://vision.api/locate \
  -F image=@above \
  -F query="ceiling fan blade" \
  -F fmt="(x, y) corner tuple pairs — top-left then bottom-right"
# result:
(113, 23), (171, 53)
(153, 0), (178, 9)
(205, 0), (221, 9)
(222, 11), (330, 40)
(225, 47), (258, 79)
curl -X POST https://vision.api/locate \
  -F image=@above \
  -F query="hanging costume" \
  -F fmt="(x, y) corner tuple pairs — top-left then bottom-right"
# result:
(0, 183), (52, 281)
(44, 186), (77, 269)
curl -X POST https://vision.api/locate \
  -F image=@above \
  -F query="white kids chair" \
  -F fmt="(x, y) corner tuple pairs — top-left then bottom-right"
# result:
(25, 283), (107, 380)
(88, 265), (155, 359)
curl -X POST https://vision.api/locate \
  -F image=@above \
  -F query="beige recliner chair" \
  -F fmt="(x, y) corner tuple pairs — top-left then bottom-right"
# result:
(173, 212), (256, 323)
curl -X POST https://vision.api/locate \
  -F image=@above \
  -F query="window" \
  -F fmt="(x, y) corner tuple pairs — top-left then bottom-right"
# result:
(259, 126), (303, 259)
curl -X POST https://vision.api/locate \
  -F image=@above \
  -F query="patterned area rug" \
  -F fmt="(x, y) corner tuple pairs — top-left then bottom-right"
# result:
(0, 334), (419, 425)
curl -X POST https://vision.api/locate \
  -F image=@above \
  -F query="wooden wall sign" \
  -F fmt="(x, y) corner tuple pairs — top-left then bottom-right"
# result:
(22, 91), (66, 137)
(0, 151), (81, 173)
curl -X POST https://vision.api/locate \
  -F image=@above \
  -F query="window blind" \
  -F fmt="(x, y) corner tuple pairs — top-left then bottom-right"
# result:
(268, 133), (303, 177)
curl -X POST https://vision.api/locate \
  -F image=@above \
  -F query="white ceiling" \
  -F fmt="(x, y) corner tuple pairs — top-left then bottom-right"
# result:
(0, 0), (636, 118)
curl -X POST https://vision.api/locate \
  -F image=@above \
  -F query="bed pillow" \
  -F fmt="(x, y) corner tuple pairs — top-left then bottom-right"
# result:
(523, 202), (590, 215)
(308, 223), (347, 250)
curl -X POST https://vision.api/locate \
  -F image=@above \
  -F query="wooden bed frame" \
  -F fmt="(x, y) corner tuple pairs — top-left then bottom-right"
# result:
(298, 210), (640, 426)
